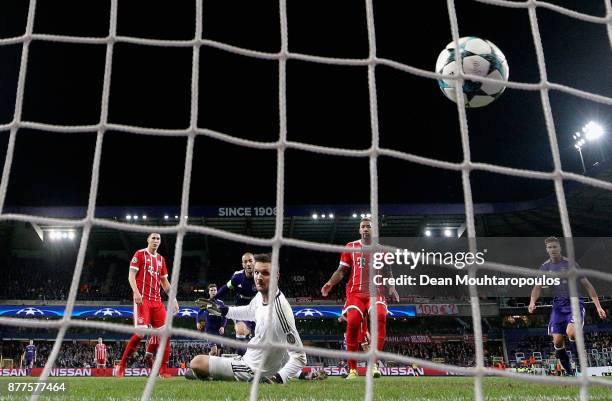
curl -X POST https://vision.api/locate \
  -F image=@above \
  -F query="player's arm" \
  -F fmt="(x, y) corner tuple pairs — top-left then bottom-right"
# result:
(215, 275), (238, 300)
(528, 284), (541, 313)
(128, 256), (142, 304)
(197, 297), (253, 320)
(321, 266), (346, 296)
(274, 300), (307, 383)
(580, 277), (607, 319)
(225, 300), (256, 321)
(160, 276), (180, 315)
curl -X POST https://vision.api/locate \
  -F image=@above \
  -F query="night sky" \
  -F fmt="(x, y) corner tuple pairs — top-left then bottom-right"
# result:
(0, 0), (610, 210)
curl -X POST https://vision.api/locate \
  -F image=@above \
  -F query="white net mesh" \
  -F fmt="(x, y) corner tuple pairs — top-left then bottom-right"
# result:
(0, 0), (611, 400)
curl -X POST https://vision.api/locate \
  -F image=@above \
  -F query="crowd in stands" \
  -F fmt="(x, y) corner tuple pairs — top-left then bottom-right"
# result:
(0, 252), (344, 302)
(0, 340), (227, 369)
(508, 331), (612, 367)
(1, 338), (502, 369)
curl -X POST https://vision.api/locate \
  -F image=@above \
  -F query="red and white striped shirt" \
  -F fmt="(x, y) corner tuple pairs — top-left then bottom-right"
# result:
(95, 343), (107, 361)
(339, 240), (385, 296)
(129, 249), (168, 302)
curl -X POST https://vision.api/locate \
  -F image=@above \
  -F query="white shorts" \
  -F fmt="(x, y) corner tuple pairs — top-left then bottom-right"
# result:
(208, 355), (254, 382)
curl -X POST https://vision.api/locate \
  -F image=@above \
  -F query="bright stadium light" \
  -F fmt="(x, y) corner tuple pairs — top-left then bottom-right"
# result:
(164, 215), (169, 220)
(584, 121), (604, 141)
(366, 213), (371, 218)
(312, 213), (318, 219)
(321, 214), (326, 218)
(133, 215), (139, 220)
(425, 229), (432, 237)
(68, 231), (75, 240)
(126, 215), (132, 220)
(48, 230), (57, 240)
(444, 229), (452, 237)
(352, 213), (357, 218)
(142, 215), (147, 220)
(328, 213), (334, 218)
(360, 213), (365, 218)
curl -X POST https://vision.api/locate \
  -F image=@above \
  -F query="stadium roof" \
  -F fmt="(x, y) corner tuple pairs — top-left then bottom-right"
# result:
(2, 160), (612, 253)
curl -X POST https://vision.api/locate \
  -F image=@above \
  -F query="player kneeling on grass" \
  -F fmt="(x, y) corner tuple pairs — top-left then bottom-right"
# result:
(187, 253), (307, 383)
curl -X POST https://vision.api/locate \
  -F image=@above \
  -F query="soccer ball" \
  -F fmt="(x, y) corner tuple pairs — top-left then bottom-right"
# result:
(435, 36), (509, 108)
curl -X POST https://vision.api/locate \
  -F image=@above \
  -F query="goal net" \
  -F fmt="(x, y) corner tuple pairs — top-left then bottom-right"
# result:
(0, 1), (611, 401)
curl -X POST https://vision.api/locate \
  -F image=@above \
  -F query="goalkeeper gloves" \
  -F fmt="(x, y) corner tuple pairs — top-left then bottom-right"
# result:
(195, 298), (228, 317)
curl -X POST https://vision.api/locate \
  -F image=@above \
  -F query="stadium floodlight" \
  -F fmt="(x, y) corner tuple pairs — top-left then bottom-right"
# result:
(133, 215), (139, 220)
(142, 215), (147, 220)
(126, 215), (132, 220)
(48, 230), (57, 240)
(584, 121), (604, 141)
(312, 213), (318, 219)
(425, 229), (432, 237)
(573, 132), (587, 174)
(174, 215), (179, 219)
(321, 214), (326, 218)
(444, 229), (452, 237)
(164, 215), (169, 220)
(366, 213), (371, 218)
(68, 231), (75, 240)
(352, 213), (357, 218)
(328, 213), (334, 218)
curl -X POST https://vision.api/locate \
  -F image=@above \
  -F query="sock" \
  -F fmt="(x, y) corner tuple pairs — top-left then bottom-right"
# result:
(376, 304), (387, 352)
(346, 309), (362, 371)
(235, 335), (248, 356)
(568, 339), (577, 371)
(120, 335), (142, 367)
(146, 336), (160, 355)
(555, 346), (573, 374)
(161, 338), (171, 369)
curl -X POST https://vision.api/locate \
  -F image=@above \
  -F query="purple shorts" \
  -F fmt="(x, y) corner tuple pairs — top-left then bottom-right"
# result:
(548, 303), (585, 335)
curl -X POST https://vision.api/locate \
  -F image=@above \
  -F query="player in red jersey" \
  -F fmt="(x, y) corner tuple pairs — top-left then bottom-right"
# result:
(94, 338), (107, 368)
(321, 217), (399, 379)
(116, 233), (179, 378)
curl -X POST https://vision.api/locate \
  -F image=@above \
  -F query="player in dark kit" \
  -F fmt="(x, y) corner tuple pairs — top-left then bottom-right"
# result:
(196, 284), (228, 356)
(529, 237), (607, 375)
(23, 340), (36, 369)
(214, 252), (257, 354)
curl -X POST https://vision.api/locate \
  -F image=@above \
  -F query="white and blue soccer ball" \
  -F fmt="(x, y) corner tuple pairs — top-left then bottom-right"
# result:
(435, 36), (509, 108)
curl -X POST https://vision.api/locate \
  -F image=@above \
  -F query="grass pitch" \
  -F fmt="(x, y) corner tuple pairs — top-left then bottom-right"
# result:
(0, 377), (611, 401)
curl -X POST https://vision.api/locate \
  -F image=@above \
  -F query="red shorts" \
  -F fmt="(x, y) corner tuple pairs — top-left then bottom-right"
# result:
(97, 358), (106, 365)
(342, 292), (387, 318)
(133, 299), (166, 328)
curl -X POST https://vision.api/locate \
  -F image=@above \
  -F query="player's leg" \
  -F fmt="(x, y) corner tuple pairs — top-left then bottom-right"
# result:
(189, 355), (254, 382)
(344, 294), (367, 379)
(209, 344), (219, 356)
(373, 300), (388, 352)
(118, 302), (149, 376)
(145, 335), (159, 369)
(550, 310), (573, 375)
(565, 305), (584, 373)
(151, 303), (172, 377)
(234, 321), (251, 355)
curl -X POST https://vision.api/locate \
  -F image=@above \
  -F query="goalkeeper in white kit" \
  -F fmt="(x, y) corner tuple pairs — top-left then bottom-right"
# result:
(187, 253), (307, 383)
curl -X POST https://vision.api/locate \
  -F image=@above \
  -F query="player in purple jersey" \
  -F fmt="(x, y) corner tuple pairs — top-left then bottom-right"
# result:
(23, 340), (36, 369)
(214, 252), (257, 354)
(196, 284), (228, 356)
(528, 237), (607, 375)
